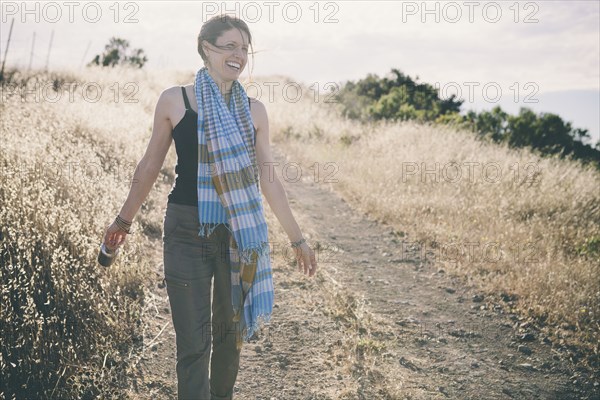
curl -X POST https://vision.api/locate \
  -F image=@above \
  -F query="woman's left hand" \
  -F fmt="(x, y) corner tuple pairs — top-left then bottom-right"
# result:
(293, 242), (317, 277)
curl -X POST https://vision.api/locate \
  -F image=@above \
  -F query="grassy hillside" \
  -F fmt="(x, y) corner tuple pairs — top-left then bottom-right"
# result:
(266, 81), (600, 371)
(0, 66), (188, 399)
(1, 65), (598, 398)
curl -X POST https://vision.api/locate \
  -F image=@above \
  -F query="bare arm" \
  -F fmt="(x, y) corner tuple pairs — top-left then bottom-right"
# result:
(253, 100), (302, 242)
(118, 91), (173, 221)
(103, 89), (173, 249)
(252, 99), (317, 277)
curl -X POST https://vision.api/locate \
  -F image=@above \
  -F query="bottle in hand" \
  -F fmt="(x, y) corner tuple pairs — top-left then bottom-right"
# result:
(98, 243), (119, 267)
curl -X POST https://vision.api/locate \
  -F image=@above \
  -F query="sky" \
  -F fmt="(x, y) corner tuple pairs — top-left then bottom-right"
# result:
(1, 0), (599, 145)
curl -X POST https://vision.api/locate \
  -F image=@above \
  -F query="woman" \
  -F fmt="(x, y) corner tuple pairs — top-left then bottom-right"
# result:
(102, 14), (317, 400)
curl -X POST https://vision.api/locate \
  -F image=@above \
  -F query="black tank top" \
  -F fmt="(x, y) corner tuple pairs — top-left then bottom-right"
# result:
(167, 86), (256, 206)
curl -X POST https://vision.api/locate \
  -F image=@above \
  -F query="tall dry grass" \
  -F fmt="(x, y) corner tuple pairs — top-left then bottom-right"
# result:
(260, 79), (600, 368)
(0, 66), (190, 398)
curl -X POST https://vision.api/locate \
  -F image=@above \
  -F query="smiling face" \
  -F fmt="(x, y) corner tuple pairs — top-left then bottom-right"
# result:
(202, 28), (250, 91)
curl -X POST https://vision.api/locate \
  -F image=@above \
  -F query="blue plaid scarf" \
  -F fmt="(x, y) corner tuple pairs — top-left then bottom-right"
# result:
(194, 66), (273, 349)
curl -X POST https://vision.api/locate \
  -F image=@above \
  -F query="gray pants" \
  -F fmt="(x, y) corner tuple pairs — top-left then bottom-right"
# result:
(162, 203), (245, 400)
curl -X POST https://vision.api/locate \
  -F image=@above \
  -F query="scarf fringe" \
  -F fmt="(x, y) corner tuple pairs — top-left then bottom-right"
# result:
(236, 311), (273, 351)
(245, 311), (273, 340)
(197, 222), (226, 238)
(238, 241), (271, 264)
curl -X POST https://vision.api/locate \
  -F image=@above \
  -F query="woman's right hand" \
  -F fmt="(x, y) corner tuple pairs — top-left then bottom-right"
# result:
(293, 242), (318, 277)
(103, 221), (129, 252)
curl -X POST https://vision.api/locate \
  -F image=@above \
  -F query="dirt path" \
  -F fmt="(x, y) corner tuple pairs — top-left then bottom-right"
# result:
(126, 145), (598, 399)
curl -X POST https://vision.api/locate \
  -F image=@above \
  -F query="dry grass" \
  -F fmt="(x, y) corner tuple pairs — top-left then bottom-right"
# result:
(320, 279), (402, 399)
(0, 66), (190, 399)
(262, 81), (600, 368)
(2, 65), (598, 398)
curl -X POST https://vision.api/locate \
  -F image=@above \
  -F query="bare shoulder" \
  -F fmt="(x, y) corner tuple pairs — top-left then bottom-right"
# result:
(156, 85), (191, 128)
(248, 96), (266, 112)
(159, 85), (185, 105)
(248, 97), (268, 132)
(154, 86), (177, 110)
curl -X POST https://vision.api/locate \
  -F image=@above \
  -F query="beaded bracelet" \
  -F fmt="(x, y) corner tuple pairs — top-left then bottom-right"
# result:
(115, 215), (133, 234)
(290, 238), (306, 248)
(116, 215), (132, 227)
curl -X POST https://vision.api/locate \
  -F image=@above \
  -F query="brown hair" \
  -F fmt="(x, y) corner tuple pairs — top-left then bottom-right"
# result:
(197, 14), (254, 76)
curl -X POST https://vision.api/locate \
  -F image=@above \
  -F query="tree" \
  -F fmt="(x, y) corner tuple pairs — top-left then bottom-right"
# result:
(473, 106), (508, 142)
(337, 67), (463, 123)
(505, 107), (538, 148)
(335, 68), (600, 170)
(89, 37), (148, 68)
(572, 127), (591, 143)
